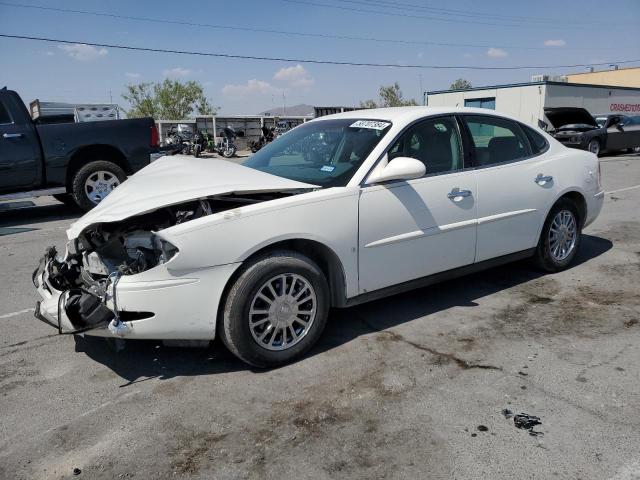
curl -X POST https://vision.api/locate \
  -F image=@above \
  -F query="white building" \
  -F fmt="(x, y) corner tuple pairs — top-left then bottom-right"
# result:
(426, 81), (640, 126)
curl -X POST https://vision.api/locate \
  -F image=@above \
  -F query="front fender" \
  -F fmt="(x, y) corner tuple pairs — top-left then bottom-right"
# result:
(159, 190), (360, 298)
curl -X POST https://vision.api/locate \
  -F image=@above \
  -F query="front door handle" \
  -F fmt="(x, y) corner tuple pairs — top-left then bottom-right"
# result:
(447, 189), (472, 201)
(2, 133), (24, 139)
(534, 174), (553, 185)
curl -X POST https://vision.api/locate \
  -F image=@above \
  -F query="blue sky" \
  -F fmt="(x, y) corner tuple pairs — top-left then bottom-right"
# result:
(1, 0), (639, 115)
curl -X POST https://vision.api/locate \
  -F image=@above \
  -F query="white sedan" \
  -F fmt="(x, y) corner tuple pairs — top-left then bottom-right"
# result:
(33, 107), (604, 367)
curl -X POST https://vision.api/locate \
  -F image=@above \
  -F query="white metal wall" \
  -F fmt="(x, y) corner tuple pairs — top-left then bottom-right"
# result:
(426, 84), (545, 126)
(545, 84), (640, 115)
(427, 83), (640, 126)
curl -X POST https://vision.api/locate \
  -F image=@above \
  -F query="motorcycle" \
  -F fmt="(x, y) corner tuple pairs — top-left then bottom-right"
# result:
(214, 127), (238, 158)
(249, 126), (275, 153)
(201, 131), (216, 153)
(164, 124), (194, 155)
(191, 130), (206, 158)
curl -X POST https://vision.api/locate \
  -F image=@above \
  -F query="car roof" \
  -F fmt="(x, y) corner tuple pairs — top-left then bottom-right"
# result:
(310, 106), (524, 124)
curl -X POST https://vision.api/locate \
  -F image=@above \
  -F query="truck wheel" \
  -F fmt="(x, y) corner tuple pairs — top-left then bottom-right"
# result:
(71, 161), (126, 211)
(219, 251), (330, 368)
(52, 194), (79, 209)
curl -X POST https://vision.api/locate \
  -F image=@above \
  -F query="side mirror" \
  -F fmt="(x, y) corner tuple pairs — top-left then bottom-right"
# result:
(366, 156), (426, 185)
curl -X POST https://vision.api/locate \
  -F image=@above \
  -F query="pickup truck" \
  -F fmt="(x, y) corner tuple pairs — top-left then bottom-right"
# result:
(0, 87), (158, 210)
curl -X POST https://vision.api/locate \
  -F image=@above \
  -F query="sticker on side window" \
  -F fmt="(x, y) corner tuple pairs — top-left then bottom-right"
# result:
(349, 120), (391, 130)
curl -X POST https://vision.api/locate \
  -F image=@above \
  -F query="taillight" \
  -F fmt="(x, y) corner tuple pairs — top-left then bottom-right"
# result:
(150, 124), (159, 148)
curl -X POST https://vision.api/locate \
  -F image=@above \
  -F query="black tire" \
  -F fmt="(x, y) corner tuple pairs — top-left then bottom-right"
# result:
(70, 160), (127, 211)
(534, 198), (582, 272)
(52, 193), (79, 209)
(587, 138), (601, 157)
(222, 146), (237, 158)
(219, 251), (330, 368)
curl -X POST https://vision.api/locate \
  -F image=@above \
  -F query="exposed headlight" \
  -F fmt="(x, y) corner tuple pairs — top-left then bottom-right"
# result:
(155, 238), (179, 265)
(66, 239), (78, 255)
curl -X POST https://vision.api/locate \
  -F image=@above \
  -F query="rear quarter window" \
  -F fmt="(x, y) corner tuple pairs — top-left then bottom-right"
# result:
(521, 124), (549, 155)
(0, 101), (12, 124)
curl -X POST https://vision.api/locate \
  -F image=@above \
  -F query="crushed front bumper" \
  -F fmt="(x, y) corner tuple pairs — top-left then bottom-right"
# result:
(33, 252), (242, 340)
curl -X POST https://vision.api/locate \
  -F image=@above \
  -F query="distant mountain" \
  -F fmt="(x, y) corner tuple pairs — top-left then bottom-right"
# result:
(259, 104), (315, 117)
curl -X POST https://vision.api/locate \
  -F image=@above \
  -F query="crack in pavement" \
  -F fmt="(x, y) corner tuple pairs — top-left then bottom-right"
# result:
(356, 314), (502, 371)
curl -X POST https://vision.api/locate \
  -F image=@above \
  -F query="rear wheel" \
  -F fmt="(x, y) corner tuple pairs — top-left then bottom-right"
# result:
(534, 198), (582, 272)
(219, 251), (330, 368)
(71, 160), (127, 211)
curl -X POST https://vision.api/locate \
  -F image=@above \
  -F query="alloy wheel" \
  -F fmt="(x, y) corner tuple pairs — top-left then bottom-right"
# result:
(548, 209), (577, 262)
(248, 273), (317, 351)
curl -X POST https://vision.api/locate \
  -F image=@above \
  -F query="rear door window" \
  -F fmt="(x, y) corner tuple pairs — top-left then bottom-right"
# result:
(463, 115), (530, 166)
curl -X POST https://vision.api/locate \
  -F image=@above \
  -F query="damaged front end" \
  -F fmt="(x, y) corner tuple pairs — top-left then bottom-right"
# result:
(32, 193), (288, 335)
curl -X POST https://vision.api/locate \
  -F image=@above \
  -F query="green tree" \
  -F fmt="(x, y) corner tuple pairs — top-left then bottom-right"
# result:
(449, 78), (472, 90)
(360, 82), (417, 108)
(123, 79), (216, 119)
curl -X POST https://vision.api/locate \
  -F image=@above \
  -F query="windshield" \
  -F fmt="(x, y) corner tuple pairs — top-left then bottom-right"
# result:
(243, 119), (392, 187)
(595, 116), (608, 127)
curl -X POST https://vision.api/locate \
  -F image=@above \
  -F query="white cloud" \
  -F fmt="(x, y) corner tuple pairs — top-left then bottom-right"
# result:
(222, 79), (279, 96)
(125, 72), (141, 79)
(163, 67), (193, 78)
(44, 51), (55, 56)
(273, 64), (314, 88)
(544, 39), (566, 47)
(487, 47), (508, 58)
(59, 44), (108, 61)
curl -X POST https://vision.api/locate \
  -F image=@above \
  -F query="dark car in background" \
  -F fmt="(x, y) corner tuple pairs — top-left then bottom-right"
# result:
(0, 87), (159, 210)
(542, 107), (640, 156)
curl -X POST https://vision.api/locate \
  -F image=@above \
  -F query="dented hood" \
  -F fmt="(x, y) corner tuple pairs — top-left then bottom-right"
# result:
(67, 155), (316, 238)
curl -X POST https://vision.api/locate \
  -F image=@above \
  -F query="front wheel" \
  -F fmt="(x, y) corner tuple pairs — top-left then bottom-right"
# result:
(219, 251), (330, 368)
(534, 199), (582, 272)
(587, 138), (601, 157)
(222, 145), (237, 158)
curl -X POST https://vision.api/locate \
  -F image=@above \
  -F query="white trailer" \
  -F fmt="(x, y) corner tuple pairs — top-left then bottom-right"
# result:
(426, 81), (640, 126)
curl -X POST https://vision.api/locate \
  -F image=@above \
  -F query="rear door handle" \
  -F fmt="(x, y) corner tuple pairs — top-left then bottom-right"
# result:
(447, 189), (472, 201)
(2, 133), (24, 139)
(534, 174), (553, 185)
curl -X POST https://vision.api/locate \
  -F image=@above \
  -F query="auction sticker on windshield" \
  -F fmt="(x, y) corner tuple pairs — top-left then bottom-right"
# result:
(349, 120), (391, 130)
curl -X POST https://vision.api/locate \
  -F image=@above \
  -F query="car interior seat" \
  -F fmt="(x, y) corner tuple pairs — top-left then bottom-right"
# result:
(488, 136), (524, 164)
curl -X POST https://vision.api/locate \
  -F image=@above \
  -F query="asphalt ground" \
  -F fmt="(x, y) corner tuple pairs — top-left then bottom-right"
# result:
(0, 153), (639, 479)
